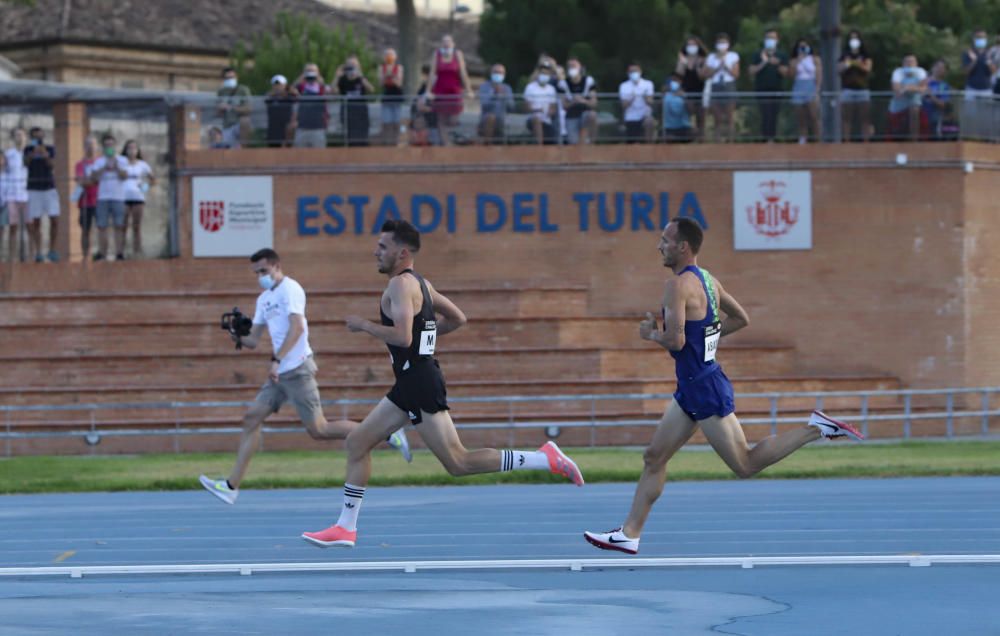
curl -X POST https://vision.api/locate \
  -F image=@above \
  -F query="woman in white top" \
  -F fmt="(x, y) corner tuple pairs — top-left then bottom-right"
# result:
(790, 37), (823, 143)
(121, 140), (155, 258)
(701, 32), (740, 142)
(2, 128), (29, 263)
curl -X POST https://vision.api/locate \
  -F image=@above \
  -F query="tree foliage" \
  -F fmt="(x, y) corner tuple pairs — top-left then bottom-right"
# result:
(480, 0), (1000, 92)
(231, 12), (376, 95)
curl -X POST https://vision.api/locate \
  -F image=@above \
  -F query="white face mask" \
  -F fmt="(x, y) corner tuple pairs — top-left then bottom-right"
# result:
(764, 38), (777, 50)
(629, 71), (641, 82)
(716, 42), (729, 53)
(849, 38), (861, 50)
(567, 67), (580, 79)
(685, 45), (699, 56)
(537, 73), (550, 84)
(222, 78), (237, 89)
(669, 80), (680, 91)
(440, 46), (454, 56)
(258, 274), (274, 290)
(974, 38), (987, 49)
(491, 73), (505, 83)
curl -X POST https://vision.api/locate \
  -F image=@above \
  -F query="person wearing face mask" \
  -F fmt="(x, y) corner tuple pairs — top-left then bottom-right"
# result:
(558, 57), (598, 144)
(199, 248), (413, 507)
(661, 73), (693, 143)
(749, 29), (788, 143)
(333, 55), (375, 147)
(790, 37), (822, 144)
(619, 63), (656, 143)
(889, 54), (929, 141)
(478, 63), (515, 144)
(294, 63), (330, 148)
(427, 34), (474, 146)
(379, 48), (405, 146)
(676, 37), (707, 140)
(84, 133), (128, 261)
(525, 63), (559, 144)
(215, 67), (252, 149)
(837, 30), (873, 142)
(702, 33), (740, 142)
(962, 29), (998, 139)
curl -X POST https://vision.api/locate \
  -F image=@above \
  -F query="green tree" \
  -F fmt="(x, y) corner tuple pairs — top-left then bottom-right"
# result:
(231, 12), (376, 95)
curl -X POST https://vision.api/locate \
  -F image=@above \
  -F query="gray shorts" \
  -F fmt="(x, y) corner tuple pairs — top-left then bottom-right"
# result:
(96, 200), (125, 229)
(294, 128), (327, 148)
(254, 356), (323, 424)
(381, 102), (402, 125)
(841, 89), (871, 104)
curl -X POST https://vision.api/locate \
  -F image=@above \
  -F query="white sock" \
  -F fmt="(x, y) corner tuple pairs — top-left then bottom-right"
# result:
(335, 483), (365, 531)
(500, 449), (550, 472)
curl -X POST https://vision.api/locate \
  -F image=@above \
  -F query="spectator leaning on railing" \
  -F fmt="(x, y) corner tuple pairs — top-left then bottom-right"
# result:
(559, 57), (598, 145)
(73, 136), (99, 259)
(333, 55), (374, 147)
(410, 64), (437, 146)
(889, 55), (929, 141)
(619, 62), (656, 143)
(924, 59), (956, 140)
(25, 126), (59, 262)
(378, 48), (405, 146)
(676, 37), (708, 140)
(265, 75), (297, 148)
(790, 37), (822, 144)
(216, 67), (252, 149)
(3, 128), (29, 263)
(661, 73), (693, 143)
(293, 63), (330, 148)
(478, 63), (515, 144)
(703, 33), (740, 143)
(838, 30), (873, 142)
(749, 30), (789, 143)
(524, 63), (559, 145)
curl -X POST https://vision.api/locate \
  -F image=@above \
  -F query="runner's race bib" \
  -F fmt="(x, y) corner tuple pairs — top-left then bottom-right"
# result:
(419, 321), (437, 355)
(704, 322), (721, 362)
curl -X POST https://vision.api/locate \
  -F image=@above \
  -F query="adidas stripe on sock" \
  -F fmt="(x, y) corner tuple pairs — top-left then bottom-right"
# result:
(336, 483), (366, 531)
(500, 449), (550, 472)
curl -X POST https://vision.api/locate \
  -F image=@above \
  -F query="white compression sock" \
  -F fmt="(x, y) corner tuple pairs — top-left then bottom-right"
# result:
(335, 483), (365, 531)
(500, 449), (550, 472)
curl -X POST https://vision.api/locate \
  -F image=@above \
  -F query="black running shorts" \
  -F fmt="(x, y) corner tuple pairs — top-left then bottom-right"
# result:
(386, 359), (450, 425)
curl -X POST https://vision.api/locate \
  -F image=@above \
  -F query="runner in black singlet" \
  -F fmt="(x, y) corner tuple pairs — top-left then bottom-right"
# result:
(302, 220), (585, 549)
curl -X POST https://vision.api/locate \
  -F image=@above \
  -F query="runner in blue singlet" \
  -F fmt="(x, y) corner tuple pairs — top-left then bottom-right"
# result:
(584, 217), (863, 555)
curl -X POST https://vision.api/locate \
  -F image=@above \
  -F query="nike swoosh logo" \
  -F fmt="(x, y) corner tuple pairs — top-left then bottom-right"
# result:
(608, 537), (632, 544)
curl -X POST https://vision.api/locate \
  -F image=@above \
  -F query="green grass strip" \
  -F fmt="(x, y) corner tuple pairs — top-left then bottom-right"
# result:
(2, 441), (999, 495)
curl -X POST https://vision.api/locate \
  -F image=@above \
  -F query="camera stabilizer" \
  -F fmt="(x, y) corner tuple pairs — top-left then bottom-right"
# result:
(221, 307), (253, 350)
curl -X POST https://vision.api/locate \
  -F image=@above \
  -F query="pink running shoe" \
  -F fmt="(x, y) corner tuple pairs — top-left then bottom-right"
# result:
(302, 525), (357, 548)
(809, 410), (865, 441)
(539, 441), (585, 487)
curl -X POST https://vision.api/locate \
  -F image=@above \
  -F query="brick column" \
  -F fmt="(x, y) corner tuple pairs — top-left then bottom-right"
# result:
(169, 105), (202, 258)
(53, 102), (88, 263)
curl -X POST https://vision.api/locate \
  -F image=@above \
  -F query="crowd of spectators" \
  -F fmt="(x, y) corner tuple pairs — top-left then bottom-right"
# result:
(207, 29), (1000, 148)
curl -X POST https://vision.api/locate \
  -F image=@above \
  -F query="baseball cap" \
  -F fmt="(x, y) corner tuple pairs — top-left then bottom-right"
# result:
(270, 74), (288, 85)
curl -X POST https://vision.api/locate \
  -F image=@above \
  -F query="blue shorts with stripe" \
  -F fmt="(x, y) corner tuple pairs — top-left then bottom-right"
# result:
(673, 365), (735, 421)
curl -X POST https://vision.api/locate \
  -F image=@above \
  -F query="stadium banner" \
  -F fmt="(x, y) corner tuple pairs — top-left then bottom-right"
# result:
(732, 171), (812, 250)
(192, 176), (274, 257)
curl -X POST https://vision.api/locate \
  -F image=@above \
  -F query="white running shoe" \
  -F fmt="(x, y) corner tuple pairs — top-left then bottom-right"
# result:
(583, 527), (639, 555)
(808, 410), (865, 441)
(199, 475), (238, 505)
(388, 428), (412, 463)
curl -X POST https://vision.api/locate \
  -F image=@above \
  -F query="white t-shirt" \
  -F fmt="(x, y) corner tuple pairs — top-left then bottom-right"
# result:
(524, 81), (558, 124)
(122, 160), (152, 202)
(2, 147), (28, 202)
(706, 51), (740, 84)
(618, 78), (655, 121)
(891, 66), (927, 85)
(252, 276), (312, 374)
(86, 156), (129, 201)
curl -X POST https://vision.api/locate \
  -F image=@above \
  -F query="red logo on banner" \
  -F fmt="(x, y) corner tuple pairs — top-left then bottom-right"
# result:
(746, 180), (799, 237)
(199, 200), (225, 233)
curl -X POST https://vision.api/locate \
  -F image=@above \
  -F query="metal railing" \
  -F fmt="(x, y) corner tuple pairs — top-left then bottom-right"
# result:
(2, 386), (997, 455)
(195, 90), (1000, 148)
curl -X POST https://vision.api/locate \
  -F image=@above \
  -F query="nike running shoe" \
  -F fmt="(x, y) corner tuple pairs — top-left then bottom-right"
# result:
(583, 527), (639, 555)
(302, 524), (357, 548)
(808, 410), (865, 441)
(388, 427), (413, 463)
(539, 441), (585, 487)
(199, 475), (238, 505)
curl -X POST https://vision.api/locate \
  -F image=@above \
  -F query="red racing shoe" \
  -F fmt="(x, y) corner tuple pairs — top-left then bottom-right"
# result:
(539, 441), (585, 486)
(302, 524), (357, 548)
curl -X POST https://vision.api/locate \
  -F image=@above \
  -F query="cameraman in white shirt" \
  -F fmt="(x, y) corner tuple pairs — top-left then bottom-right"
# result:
(199, 248), (410, 505)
